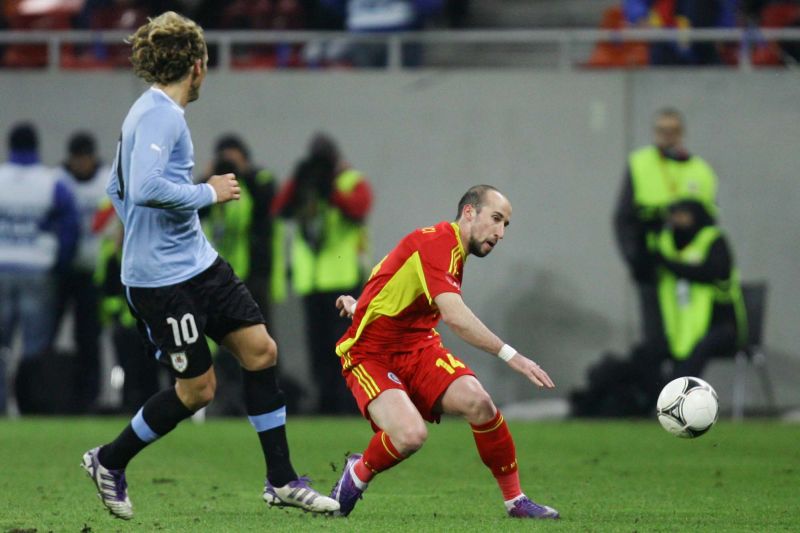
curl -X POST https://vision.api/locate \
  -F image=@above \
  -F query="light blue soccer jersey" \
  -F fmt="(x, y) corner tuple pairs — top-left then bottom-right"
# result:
(107, 87), (218, 287)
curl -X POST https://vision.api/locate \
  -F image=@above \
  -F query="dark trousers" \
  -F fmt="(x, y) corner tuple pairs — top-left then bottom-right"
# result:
(112, 321), (162, 413)
(54, 269), (100, 411)
(245, 274), (271, 326)
(302, 290), (359, 415)
(638, 282), (668, 352)
(668, 323), (738, 381)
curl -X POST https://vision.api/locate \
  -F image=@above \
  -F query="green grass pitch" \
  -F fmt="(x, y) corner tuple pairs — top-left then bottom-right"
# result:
(0, 417), (798, 532)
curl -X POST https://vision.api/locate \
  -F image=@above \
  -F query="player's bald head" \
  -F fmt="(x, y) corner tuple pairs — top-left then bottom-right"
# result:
(456, 185), (508, 220)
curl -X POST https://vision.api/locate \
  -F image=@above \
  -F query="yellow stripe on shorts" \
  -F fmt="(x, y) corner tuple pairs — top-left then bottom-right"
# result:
(352, 365), (379, 399)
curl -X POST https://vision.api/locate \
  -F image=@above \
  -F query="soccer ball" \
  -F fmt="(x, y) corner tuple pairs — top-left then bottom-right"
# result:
(656, 377), (719, 438)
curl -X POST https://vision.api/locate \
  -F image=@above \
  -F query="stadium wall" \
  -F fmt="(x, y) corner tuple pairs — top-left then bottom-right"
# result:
(2, 70), (797, 410)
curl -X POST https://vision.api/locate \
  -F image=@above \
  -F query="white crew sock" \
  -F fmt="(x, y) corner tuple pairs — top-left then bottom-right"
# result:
(350, 464), (369, 491)
(504, 493), (527, 511)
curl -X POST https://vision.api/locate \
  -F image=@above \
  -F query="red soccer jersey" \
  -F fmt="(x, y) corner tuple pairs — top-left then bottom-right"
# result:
(336, 221), (466, 356)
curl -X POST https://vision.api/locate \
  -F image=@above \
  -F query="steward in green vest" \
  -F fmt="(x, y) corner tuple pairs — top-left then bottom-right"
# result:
(273, 133), (372, 414)
(614, 108), (719, 347)
(203, 135), (285, 324)
(654, 199), (747, 379)
(200, 135), (285, 416)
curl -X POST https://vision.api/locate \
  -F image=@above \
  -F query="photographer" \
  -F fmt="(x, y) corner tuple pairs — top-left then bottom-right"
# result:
(204, 134), (280, 320)
(201, 135), (281, 416)
(272, 133), (372, 414)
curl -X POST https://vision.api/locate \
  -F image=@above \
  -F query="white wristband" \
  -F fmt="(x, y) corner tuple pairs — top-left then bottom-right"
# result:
(498, 344), (517, 362)
(206, 183), (218, 204)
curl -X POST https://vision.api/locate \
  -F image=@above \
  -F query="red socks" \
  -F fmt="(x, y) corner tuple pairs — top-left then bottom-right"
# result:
(354, 430), (404, 483)
(352, 413), (521, 502)
(471, 411), (522, 500)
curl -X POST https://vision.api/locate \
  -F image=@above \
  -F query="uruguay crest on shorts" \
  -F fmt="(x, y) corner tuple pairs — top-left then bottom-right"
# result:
(170, 351), (188, 373)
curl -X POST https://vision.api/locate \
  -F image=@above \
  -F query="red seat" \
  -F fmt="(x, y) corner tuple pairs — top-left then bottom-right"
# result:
(752, 3), (800, 67)
(584, 7), (649, 69)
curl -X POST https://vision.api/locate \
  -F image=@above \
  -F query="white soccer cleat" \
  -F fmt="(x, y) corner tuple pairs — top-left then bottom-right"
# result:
(81, 447), (133, 520)
(263, 476), (340, 513)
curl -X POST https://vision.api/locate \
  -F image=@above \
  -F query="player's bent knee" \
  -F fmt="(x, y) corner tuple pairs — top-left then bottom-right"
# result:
(468, 392), (497, 424)
(177, 372), (217, 411)
(456, 387), (496, 424)
(443, 376), (497, 423)
(247, 334), (278, 370)
(393, 423), (428, 455)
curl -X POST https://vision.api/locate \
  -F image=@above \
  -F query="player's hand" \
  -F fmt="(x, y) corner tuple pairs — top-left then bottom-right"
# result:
(506, 353), (555, 389)
(336, 295), (357, 318)
(207, 173), (240, 203)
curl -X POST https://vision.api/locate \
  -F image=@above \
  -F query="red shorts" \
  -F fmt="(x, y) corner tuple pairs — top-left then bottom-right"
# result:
(340, 342), (475, 424)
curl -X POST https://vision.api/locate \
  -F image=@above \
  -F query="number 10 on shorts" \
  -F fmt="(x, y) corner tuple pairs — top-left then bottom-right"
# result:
(166, 313), (199, 346)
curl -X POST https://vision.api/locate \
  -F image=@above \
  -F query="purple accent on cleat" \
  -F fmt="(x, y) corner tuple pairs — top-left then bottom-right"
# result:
(101, 469), (129, 502)
(264, 476), (314, 506)
(81, 446), (133, 520)
(508, 497), (560, 519)
(263, 475), (339, 512)
(329, 453), (364, 517)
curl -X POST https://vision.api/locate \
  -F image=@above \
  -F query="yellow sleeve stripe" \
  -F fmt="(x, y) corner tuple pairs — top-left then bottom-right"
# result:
(448, 246), (463, 276)
(449, 222), (467, 261)
(471, 414), (505, 434)
(352, 365), (380, 399)
(381, 432), (402, 460)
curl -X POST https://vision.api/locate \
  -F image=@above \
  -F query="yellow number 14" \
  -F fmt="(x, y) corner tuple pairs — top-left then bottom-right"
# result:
(435, 353), (466, 375)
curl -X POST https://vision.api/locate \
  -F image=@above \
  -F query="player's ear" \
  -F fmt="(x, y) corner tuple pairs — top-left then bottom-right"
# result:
(465, 204), (476, 221)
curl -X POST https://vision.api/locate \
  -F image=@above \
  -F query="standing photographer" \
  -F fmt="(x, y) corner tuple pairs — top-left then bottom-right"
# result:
(272, 133), (372, 414)
(204, 135), (280, 320)
(201, 134), (282, 416)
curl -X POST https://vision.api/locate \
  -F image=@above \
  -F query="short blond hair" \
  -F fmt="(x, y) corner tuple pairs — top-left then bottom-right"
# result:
(128, 11), (205, 85)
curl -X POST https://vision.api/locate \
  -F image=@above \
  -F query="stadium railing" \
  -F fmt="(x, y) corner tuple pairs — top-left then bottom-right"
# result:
(1, 28), (800, 71)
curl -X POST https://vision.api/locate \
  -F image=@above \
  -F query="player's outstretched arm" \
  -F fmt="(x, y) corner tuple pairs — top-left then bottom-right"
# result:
(435, 292), (555, 389)
(336, 295), (357, 318)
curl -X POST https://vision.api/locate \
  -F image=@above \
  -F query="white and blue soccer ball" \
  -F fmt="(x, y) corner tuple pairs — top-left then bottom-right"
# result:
(656, 377), (719, 438)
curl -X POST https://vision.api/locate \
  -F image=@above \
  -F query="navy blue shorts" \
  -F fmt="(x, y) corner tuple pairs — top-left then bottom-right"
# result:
(125, 257), (265, 378)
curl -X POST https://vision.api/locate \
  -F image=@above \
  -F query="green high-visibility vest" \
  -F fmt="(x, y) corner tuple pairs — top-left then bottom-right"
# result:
(291, 168), (369, 295)
(656, 226), (747, 360)
(202, 176), (287, 303)
(94, 236), (137, 328)
(629, 146), (718, 247)
(204, 179), (254, 278)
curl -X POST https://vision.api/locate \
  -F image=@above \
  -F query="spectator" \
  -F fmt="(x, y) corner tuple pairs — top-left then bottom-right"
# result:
(613, 108), (718, 351)
(318, 0), (444, 67)
(624, 0), (738, 65)
(202, 134), (282, 415)
(654, 198), (747, 380)
(572, 197), (744, 419)
(0, 122), (79, 415)
(52, 132), (110, 411)
(273, 133), (372, 414)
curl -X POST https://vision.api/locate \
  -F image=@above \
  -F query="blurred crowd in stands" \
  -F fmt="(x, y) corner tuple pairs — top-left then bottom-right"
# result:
(0, 0), (470, 68)
(1, 0), (799, 69)
(588, 0), (800, 67)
